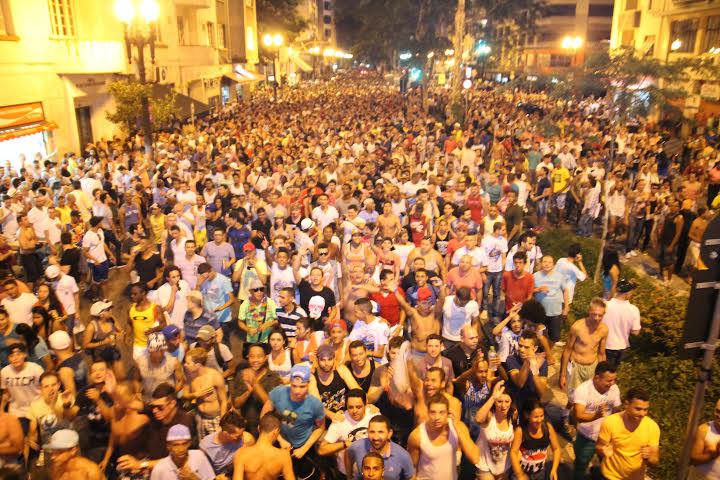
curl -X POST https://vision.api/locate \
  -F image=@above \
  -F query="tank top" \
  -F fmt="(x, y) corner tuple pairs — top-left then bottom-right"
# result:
(416, 421), (459, 480)
(315, 370), (348, 413)
(462, 381), (490, 438)
(695, 422), (720, 478)
(346, 360), (376, 393)
(346, 243), (367, 265)
(519, 423), (550, 478)
(434, 231), (450, 257)
(661, 214), (678, 246)
(129, 302), (159, 348)
(268, 349), (293, 381)
(476, 415), (514, 476)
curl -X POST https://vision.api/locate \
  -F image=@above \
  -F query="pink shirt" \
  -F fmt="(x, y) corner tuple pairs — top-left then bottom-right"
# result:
(447, 266), (483, 299)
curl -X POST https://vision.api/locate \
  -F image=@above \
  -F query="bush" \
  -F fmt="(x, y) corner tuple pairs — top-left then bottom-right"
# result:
(538, 229), (704, 480)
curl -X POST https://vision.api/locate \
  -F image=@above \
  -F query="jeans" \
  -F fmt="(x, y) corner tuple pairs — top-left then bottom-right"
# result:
(605, 348), (624, 367)
(482, 271), (503, 317)
(626, 217), (644, 250)
(573, 433), (597, 480)
(578, 213), (595, 237)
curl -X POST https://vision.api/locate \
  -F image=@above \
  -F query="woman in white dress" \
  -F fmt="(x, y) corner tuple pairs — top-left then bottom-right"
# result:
(475, 380), (516, 480)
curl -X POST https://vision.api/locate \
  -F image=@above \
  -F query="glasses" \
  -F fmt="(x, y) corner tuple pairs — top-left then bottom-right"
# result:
(150, 402), (168, 411)
(251, 287), (265, 292)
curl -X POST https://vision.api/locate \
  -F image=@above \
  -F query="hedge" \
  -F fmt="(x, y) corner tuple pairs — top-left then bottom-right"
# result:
(539, 229), (718, 480)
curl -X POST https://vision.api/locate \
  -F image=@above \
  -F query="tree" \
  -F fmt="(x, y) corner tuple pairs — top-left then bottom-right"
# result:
(256, 0), (308, 40)
(106, 80), (178, 134)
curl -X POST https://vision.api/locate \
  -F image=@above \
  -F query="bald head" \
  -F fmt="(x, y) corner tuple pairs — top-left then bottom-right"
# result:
(460, 324), (479, 351)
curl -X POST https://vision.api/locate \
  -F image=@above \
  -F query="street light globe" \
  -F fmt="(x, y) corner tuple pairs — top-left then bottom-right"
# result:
(571, 36), (582, 49)
(561, 36), (572, 49)
(462, 79), (472, 89)
(273, 34), (283, 47)
(140, 0), (159, 23)
(114, 0), (135, 24)
(263, 34), (273, 47)
(427, 51), (434, 58)
(671, 39), (682, 51)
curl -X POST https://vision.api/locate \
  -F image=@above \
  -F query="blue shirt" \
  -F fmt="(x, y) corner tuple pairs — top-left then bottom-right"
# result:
(347, 439), (415, 480)
(150, 450), (215, 480)
(199, 431), (244, 473)
(533, 269), (567, 316)
(199, 273), (234, 324)
(269, 385), (324, 448)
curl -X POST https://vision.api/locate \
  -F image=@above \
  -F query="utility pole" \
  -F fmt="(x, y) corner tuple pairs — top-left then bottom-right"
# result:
(448, 0), (466, 124)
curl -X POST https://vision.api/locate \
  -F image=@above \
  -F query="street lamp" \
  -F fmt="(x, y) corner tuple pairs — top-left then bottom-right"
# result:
(561, 35), (583, 66)
(666, 38), (682, 63)
(262, 32), (284, 101)
(115, 0), (159, 157)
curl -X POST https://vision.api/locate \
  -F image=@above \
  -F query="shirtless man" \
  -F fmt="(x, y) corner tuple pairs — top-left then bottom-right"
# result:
(376, 201), (402, 239)
(0, 411), (23, 471)
(394, 281), (442, 353)
(341, 264), (374, 325)
(559, 297), (609, 434)
(233, 413), (295, 480)
(185, 347), (228, 439)
(412, 367), (462, 425)
(47, 429), (103, 480)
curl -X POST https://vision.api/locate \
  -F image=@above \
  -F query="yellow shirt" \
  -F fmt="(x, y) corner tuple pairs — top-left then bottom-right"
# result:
(149, 213), (166, 245)
(56, 206), (72, 226)
(599, 412), (660, 480)
(552, 167), (570, 193)
(129, 302), (160, 348)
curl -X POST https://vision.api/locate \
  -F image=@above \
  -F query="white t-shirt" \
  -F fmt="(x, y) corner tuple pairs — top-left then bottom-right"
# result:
(52, 275), (79, 316)
(323, 408), (373, 473)
(504, 244), (543, 273)
(602, 298), (641, 350)
(156, 280), (191, 329)
(176, 190), (198, 205)
(0, 362), (43, 417)
(311, 206), (340, 230)
(574, 380), (621, 440)
(554, 258), (587, 303)
(269, 263), (297, 304)
(82, 228), (107, 263)
(481, 235), (508, 273)
(442, 297), (480, 341)
(452, 246), (488, 268)
(348, 318), (390, 364)
(1, 292), (38, 326)
(174, 254), (206, 289)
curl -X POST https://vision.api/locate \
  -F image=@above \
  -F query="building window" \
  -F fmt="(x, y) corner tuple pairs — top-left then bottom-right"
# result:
(177, 16), (185, 45)
(670, 18), (698, 53)
(545, 4), (576, 16)
(588, 4), (614, 17)
(0, 0), (14, 36)
(622, 29), (634, 46)
(323, 15), (332, 24)
(324, 28), (331, 39)
(324, 1), (332, 10)
(549, 54), (572, 67)
(218, 23), (227, 49)
(625, 0), (637, 9)
(587, 29), (611, 41)
(206, 21), (215, 47)
(704, 16), (720, 53)
(48, 0), (76, 37)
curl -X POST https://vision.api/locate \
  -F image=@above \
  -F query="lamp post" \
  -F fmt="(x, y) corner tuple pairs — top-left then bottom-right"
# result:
(561, 35), (583, 67)
(263, 33), (283, 101)
(114, 0), (159, 158)
(667, 38), (682, 63)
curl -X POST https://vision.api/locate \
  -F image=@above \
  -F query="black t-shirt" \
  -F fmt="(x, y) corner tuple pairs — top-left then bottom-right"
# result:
(60, 247), (82, 283)
(145, 408), (196, 459)
(505, 204), (524, 237)
(134, 252), (164, 287)
(298, 280), (336, 330)
(76, 386), (113, 450)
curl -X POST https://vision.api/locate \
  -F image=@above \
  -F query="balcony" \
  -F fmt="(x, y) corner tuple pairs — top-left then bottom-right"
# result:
(174, 0), (211, 8)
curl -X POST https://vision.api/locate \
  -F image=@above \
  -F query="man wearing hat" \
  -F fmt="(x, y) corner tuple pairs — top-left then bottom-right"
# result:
(190, 325), (234, 377)
(602, 279), (640, 367)
(82, 215), (115, 299)
(161, 324), (185, 362)
(261, 364), (325, 479)
(233, 242), (269, 303)
(150, 424), (214, 480)
(45, 429), (102, 479)
(44, 264), (79, 334)
(0, 342), (43, 432)
(137, 333), (184, 402)
(238, 279), (278, 344)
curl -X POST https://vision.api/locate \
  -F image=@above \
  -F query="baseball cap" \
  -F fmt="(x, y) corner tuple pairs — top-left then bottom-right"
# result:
(289, 364), (311, 383)
(89, 216), (103, 227)
(44, 429), (79, 450)
(197, 325), (216, 342)
(300, 218), (315, 231)
(90, 300), (113, 317)
(166, 424), (192, 442)
(328, 319), (347, 332)
(45, 265), (61, 279)
(417, 286), (433, 302)
(616, 279), (637, 293)
(147, 333), (166, 352)
(70, 209), (81, 217)
(48, 330), (71, 350)
(317, 344), (335, 360)
(162, 325), (181, 340)
(242, 243), (256, 252)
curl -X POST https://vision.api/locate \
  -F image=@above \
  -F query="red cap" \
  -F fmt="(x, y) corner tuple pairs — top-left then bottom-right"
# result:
(328, 319), (347, 331)
(417, 286), (433, 301)
(242, 243), (256, 252)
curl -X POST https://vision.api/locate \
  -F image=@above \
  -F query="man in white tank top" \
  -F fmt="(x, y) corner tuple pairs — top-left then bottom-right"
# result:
(690, 398), (720, 478)
(407, 393), (479, 480)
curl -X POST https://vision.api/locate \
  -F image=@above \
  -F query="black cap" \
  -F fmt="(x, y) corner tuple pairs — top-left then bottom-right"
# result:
(89, 216), (103, 227)
(70, 210), (81, 217)
(616, 279), (636, 293)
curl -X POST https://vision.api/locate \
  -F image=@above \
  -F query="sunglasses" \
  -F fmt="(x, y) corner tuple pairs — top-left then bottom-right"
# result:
(251, 287), (265, 292)
(318, 251), (329, 256)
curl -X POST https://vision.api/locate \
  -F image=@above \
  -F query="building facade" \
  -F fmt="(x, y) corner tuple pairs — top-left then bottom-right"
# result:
(610, 0), (720, 119)
(495, 0), (614, 76)
(0, 0), (258, 165)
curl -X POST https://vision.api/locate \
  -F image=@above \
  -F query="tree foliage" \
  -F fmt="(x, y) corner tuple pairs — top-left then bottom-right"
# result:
(106, 80), (177, 133)
(256, 0), (308, 40)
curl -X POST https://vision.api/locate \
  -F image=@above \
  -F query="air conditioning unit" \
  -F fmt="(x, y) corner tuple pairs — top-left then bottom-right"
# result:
(155, 66), (168, 83)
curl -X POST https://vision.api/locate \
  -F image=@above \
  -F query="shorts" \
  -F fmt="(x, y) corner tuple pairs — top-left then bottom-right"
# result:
(546, 315), (563, 343)
(197, 413), (221, 438)
(554, 193), (567, 210)
(90, 260), (109, 283)
(566, 359), (598, 400)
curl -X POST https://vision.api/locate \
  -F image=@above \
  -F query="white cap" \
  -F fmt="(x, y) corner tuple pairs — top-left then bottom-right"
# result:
(48, 330), (71, 350)
(300, 218), (315, 231)
(44, 265), (61, 279)
(90, 300), (113, 317)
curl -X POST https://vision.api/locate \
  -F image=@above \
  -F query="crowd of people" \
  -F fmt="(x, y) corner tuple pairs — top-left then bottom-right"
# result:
(0, 77), (717, 480)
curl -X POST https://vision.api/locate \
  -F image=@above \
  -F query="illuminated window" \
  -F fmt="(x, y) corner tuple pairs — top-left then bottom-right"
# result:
(670, 18), (698, 53)
(704, 16), (720, 53)
(48, 0), (76, 37)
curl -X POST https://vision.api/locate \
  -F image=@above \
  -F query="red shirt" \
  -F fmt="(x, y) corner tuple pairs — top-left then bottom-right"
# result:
(409, 215), (427, 247)
(465, 194), (485, 223)
(371, 289), (405, 326)
(502, 270), (534, 311)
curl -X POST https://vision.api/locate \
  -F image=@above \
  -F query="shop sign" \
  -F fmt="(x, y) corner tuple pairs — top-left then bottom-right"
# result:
(0, 102), (45, 130)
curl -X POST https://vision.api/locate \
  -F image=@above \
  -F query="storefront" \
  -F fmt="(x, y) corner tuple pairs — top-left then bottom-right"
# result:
(0, 102), (57, 172)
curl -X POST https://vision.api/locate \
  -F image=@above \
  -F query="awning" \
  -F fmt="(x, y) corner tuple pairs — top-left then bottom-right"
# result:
(290, 55), (313, 73)
(0, 121), (57, 143)
(234, 66), (259, 81)
(222, 74), (256, 85)
(151, 84), (210, 119)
